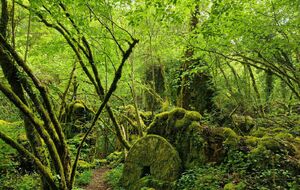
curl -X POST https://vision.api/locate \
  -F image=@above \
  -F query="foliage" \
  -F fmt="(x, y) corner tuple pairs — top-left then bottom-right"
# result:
(0, 0), (299, 189)
(75, 170), (93, 187)
(104, 164), (125, 190)
(0, 121), (24, 179)
(176, 165), (228, 190)
(176, 148), (299, 190)
(1, 173), (41, 190)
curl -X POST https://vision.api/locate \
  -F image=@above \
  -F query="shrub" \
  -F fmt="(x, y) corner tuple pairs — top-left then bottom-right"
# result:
(104, 164), (125, 190)
(76, 170), (93, 186)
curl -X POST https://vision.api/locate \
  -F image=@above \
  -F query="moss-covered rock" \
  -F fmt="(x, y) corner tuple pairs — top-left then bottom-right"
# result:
(147, 108), (201, 145)
(231, 114), (255, 134)
(61, 100), (95, 138)
(147, 108), (239, 168)
(245, 128), (300, 174)
(121, 135), (181, 190)
(144, 109), (300, 188)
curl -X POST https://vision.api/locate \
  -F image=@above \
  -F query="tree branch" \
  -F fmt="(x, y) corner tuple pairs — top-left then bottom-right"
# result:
(0, 131), (57, 189)
(70, 38), (138, 186)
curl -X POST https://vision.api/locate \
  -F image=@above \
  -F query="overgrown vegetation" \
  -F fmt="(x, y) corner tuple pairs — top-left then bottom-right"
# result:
(0, 0), (299, 189)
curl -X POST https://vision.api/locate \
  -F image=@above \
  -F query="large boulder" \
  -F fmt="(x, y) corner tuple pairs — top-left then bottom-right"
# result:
(61, 100), (94, 138)
(147, 108), (238, 169)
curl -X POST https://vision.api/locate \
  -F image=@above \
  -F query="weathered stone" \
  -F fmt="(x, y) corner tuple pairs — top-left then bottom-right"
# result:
(147, 108), (205, 168)
(122, 135), (181, 190)
(61, 100), (94, 138)
(232, 114), (255, 133)
(147, 108), (240, 168)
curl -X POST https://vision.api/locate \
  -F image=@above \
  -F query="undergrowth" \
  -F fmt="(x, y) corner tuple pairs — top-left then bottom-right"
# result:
(75, 170), (93, 186)
(104, 164), (125, 190)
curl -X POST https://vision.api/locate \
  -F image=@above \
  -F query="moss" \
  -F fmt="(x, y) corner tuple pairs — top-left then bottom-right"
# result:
(224, 182), (246, 190)
(147, 108), (204, 168)
(0, 120), (10, 125)
(250, 126), (292, 138)
(17, 133), (28, 142)
(186, 111), (202, 121)
(123, 105), (136, 117)
(223, 128), (240, 147)
(121, 135), (181, 190)
(107, 151), (124, 167)
(232, 114), (254, 133)
(147, 108), (201, 141)
(275, 132), (293, 139)
(272, 127), (288, 133)
(260, 137), (283, 153)
(77, 160), (94, 171)
(148, 108), (238, 168)
(244, 136), (259, 147)
(140, 111), (154, 126)
(174, 110), (201, 129)
(73, 102), (85, 111)
(250, 127), (269, 137)
(291, 126), (300, 136)
(61, 100), (95, 138)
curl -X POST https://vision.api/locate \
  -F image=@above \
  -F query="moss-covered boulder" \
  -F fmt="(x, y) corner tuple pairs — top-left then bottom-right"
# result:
(231, 114), (255, 133)
(62, 100), (94, 123)
(245, 126), (300, 172)
(61, 100), (95, 138)
(121, 135), (181, 190)
(147, 108), (236, 168)
(147, 108), (201, 145)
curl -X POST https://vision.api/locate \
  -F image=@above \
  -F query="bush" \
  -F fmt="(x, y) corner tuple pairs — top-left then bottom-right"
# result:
(104, 164), (125, 190)
(76, 170), (93, 186)
(176, 165), (228, 190)
(14, 174), (41, 190)
(1, 173), (41, 190)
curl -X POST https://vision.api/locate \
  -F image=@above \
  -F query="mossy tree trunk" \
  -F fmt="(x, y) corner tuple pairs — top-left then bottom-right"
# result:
(177, 5), (215, 114)
(0, 2), (137, 189)
(144, 64), (166, 112)
(0, 1), (51, 189)
(265, 69), (274, 112)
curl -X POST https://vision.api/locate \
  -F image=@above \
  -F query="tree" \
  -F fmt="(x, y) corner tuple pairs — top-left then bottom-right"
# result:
(198, 0), (300, 102)
(0, 1), (137, 189)
(176, 2), (215, 114)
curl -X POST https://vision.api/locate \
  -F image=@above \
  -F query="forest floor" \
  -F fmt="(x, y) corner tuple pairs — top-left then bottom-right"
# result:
(84, 167), (111, 190)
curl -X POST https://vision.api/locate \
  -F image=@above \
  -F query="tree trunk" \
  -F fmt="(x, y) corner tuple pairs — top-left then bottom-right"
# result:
(0, 0), (50, 189)
(177, 5), (215, 114)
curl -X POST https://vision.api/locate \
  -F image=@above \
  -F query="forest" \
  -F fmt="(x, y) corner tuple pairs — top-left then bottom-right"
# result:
(0, 0), (299, 189)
